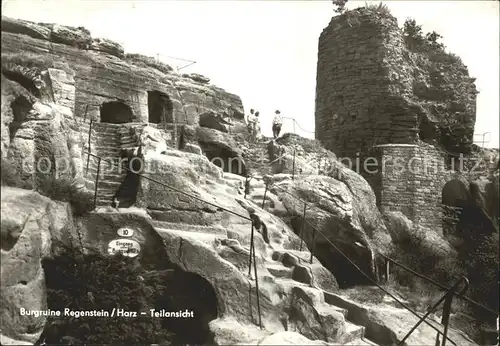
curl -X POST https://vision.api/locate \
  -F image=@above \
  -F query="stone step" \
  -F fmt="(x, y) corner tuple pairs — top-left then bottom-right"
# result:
(151, 220), (227, 236)
(94, 146), (121, 152)
(340, 322), (365, 344)
(97, 138), (121, 144)
(86, 167), (125, 177)
(97, 180), (122, 188)
(265, 263), (293, 279)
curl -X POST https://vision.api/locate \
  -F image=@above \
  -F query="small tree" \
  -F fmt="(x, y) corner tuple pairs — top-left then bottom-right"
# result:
(403, 18), (425, 49)
(426, 31), (445, 50)
(333, 0), (348, 13)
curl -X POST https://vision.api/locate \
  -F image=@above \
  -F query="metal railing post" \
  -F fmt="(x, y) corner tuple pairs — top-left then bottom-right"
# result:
(385, 257), (390, 283)
(247, 221), (262, 328)
(253, 237), (263, 329)
(309, 226), (316, 264)
(244, 176), (249, 199)
(86, 118), (93, 175)
(299, 203), (307, 252)
(248, 223), (255, 277)
(261, 183), (268, 209)
(399, 276), (468, 346)
(436, 287), (460, 346)
(292, 150), (296, 180)
(93, 157), (101, 209)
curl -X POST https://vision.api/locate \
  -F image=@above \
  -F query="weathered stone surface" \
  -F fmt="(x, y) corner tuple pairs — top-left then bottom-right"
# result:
(90, 38), (124, 58)
(256, 331), (328, 345)
(1, 17), (244, 129)
(50, 24), (92, 49)
(1, 16), (51, 40)
(265, 174), (391, 286)
(182, 73), (210, 84)
(199, 111), (231, 133)
(324, 289), (476, 346)
(316, 8), (477, 158)
(1, 187), (76, 344)
(383, 211), (455, 257)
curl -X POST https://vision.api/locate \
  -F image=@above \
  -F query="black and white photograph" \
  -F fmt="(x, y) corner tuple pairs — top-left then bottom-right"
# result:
(0, 0), (498, 345)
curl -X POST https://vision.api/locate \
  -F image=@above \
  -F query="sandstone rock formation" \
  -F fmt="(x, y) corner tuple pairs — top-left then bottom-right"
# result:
(0, 12), (485, 346)
(1, 187), (77, 344)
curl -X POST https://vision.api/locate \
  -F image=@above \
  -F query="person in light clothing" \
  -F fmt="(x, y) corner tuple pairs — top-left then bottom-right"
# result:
(246, 109), (256, 141)
(253, 111), (261, 141)
(272, 110), (283, 139)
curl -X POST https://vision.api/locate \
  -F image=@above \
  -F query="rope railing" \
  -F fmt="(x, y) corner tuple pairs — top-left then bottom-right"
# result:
(282, 116), (315, 134)
(266, 179), (498, 315)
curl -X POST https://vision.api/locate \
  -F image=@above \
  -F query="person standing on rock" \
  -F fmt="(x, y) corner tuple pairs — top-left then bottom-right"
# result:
(272, 110), (283, 139)
(246, 109), (256, 142)
(253, 111), (261, 142)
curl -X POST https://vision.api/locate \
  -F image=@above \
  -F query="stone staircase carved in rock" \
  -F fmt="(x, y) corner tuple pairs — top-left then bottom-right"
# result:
(146, 173), (376, 345)
(243, 139), (274, 177)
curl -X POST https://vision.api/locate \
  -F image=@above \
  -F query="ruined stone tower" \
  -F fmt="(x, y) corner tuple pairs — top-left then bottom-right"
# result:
(315, 7), (479, 230)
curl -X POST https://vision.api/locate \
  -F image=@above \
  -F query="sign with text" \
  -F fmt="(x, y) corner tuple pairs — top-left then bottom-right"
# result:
(107, 239), (141, 258)
(117, 228), (134, 237)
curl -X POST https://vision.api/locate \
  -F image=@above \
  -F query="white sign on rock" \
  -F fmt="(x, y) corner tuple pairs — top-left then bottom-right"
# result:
(117, 227), (134, 237)
(107, 239), (141, 258)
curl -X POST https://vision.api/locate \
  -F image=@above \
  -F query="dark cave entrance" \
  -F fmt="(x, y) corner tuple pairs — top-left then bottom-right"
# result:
(100, 101), (134, 123)
(39, 245), (219, 345)
(148, 90), (174, 124)
(112, 149), (144, 208)
(3, 71), (41, 98)
(9, 95), (33, 141)
(290, 217), (373, 288)
(199, 142), (246, 176)
(418, 115), (437, 143)
(441, 179), (470, 236)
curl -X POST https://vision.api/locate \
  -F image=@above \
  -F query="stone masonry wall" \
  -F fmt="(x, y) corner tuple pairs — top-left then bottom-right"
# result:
(367, 142), (470, 232)
(315, 7), (478, 231)
(315, 8), (477, 160)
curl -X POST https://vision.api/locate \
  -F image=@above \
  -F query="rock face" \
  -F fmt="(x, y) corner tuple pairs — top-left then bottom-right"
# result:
(1, 15), (244, 151)
(260, 174), (391, 287)
(316, 7), (478, 158)
(0, 187), (77, 344)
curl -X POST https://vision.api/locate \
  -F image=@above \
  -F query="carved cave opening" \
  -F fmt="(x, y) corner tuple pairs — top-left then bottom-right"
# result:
(3, 71), (40, 98)
(9, 95), (33, 141)
(39, 244), (219, 345)
(290, 217), (373, 288)
(441, 179), (470, 236)
(199, 141), (247, 176)
(112, 149), (143, 208)
(148, 90), (174, 124)
(100, 101), (134, 124)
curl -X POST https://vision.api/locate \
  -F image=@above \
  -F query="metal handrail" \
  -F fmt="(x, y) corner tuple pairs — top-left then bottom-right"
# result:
(382, 254), (498, 317)
(262, 180), (459, 345)
(282, 116), (315, 134)
(82, 150), (263, 328)
(399, 276), (469, 346)
(303, 217), (459, 345)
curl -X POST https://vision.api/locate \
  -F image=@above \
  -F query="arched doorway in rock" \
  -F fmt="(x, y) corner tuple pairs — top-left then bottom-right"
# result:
(156, 270), (219, 345)
(441, 179), (470, 236)
(9, 95), (33, 141)
(148, 90), (174, 124)
(198, 141), (246, 175)
(3, 71), (41, 98)
(100, 101), (134, 123)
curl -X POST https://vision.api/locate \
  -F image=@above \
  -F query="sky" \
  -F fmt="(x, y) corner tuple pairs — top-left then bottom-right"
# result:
(2, 0), (499, 148)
